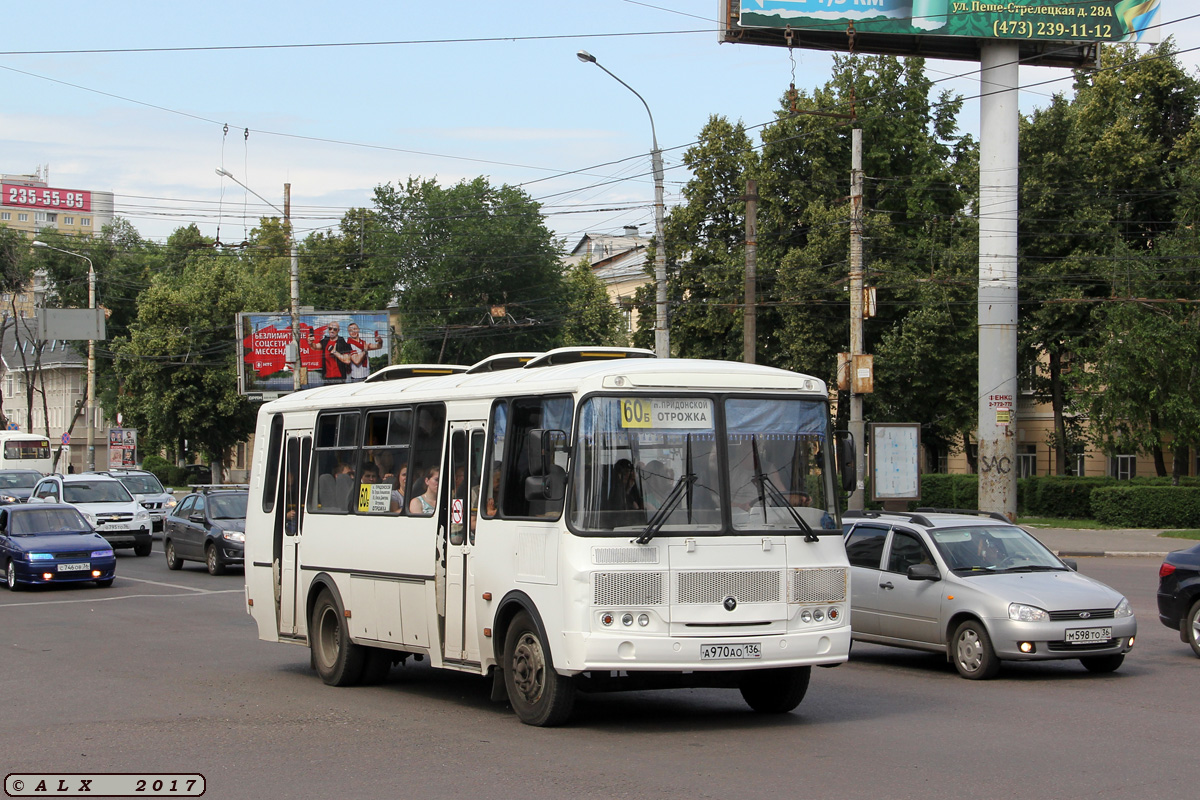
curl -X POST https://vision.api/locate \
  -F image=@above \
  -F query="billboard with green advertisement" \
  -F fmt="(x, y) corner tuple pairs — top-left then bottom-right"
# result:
(736, 1), (1161, 44)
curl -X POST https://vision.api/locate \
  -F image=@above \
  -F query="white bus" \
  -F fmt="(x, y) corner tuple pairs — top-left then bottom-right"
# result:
(244, 348), (856, 726)
(0, 431), (54, 475)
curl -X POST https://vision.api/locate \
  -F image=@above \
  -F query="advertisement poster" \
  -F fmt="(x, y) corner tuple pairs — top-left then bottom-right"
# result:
(108, 428), (137, 468)
(737, 0), (1160, 44)
(238, 311), (392, 397)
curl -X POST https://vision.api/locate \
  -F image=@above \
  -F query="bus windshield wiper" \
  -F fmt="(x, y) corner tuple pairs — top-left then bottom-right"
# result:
(636, 471), (697, 545)
(637, 434), (695, 546)
(750, 436), (817, 542)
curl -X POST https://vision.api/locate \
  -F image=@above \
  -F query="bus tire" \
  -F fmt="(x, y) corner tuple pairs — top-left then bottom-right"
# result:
(503, 610), (575, 727)
(310, 589), (365, 687)
(739, 666), (811, 713)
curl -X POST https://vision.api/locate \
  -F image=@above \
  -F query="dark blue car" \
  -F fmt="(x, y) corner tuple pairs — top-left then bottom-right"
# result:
(1, 503), (116, 590)
(1157, 542), (1200, 658)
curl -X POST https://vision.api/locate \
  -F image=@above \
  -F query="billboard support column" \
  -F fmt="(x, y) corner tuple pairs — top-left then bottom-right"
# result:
(285, 183), (301, 392)
(977, 41), (1019, 520)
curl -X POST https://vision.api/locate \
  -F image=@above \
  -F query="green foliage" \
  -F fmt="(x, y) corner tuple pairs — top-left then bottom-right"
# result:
(112, 246), (287, 463)
(560, 260), (625, 347)
(1019, 476), (1116, 518)
(912, 473), (978, 510)
(371, 177), (567, 364)
(1091, 486), (1200, 528)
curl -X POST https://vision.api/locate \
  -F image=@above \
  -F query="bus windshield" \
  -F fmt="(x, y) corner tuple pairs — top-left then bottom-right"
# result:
(570, 395), (837, 535)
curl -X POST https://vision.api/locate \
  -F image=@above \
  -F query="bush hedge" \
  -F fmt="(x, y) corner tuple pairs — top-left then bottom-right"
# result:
(139, 454), (188, 489)
(885, 474), (1200, 525)
(1090, 486), (1200, 528)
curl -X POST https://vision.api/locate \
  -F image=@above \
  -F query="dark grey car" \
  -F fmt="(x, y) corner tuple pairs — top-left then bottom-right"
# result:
(163, 488), (247, 575)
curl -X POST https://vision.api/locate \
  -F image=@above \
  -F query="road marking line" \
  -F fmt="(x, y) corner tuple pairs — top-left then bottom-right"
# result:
(0, 589), (243, 608)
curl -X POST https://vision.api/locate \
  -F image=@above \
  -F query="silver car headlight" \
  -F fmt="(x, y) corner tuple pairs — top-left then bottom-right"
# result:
(222, 531), (245, 543)
(135, 509), (150, 521)
(1009, 603), (1049, 622)
(1114, 597), (1133, 618)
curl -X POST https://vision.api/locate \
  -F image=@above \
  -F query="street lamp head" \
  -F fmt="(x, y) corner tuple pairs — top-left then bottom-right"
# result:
(215, 168), (233, 178)
(31, 240), (47, 248)
(576, 50), (597, 64)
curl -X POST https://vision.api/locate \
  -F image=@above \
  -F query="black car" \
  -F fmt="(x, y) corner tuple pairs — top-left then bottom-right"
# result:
(1157, 542), (1200, 658)
(162, 486), (247, 575)
(0, 469), (44, 504)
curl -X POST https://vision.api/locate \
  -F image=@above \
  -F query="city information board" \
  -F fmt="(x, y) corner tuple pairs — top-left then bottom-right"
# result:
(725, 1), (1161, 65)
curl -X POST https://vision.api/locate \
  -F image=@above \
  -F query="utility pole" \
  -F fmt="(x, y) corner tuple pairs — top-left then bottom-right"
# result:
(743, 179), (758, 364)
(848, 128), (866, 510)
(284, 184), (301, 392)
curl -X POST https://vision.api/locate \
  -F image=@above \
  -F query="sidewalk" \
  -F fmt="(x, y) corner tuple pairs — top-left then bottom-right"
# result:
(1021, 525), (1193, 558)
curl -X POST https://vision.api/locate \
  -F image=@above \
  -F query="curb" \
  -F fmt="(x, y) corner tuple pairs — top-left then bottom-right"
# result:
(1056, 550), (1171, 559)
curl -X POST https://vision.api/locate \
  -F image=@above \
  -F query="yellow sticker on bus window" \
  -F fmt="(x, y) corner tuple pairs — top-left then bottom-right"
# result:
(357, 483), (393, 513)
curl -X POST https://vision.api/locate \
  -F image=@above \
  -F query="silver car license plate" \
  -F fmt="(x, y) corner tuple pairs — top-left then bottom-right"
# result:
(57, 563), (90, 572)
(701, 642), (761, 660)
(1064, 626), (1111, 644)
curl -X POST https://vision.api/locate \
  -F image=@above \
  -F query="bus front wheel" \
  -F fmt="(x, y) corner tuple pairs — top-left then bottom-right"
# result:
(739, 666), (811, 713)
(310, 590), (365, 687)
(503, 611), (575, 727)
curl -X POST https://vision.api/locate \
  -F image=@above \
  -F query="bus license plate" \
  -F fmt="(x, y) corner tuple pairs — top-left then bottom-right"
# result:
(701, 642), (761, 660)
(58, 563), (89, 572)
(1064, 627), (1111, 644)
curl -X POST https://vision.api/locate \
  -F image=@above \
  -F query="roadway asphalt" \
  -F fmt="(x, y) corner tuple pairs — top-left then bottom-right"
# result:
(1022, 524), (1195, 558)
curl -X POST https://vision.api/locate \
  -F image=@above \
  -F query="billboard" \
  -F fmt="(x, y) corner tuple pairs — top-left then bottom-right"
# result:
(237, 311), (393, 397)
(723, 1), (1160, 65)
(3, 183), (92, 212)
(108, 428), (138, 468)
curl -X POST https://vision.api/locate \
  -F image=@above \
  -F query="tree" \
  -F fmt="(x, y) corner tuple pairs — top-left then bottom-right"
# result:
(371, 177), (568, 364)
(112, 247), (287, 472)
(560, 260), (626, 347)
(1022, 40), (1200, 475)
(0, 226), (34, 429)
(658, 115), (761, 361)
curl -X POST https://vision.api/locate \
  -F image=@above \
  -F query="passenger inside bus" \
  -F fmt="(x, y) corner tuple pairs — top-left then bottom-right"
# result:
(409, 467), (439, 516)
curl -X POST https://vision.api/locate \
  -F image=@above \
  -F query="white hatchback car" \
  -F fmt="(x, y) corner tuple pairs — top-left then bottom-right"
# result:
(843, 509), (1136, 679)
(30, 474), (153, 557)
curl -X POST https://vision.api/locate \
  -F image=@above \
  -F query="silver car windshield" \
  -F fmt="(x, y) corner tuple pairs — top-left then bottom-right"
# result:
(930, 525), (1064, 573)
(63, 481), (133, 504)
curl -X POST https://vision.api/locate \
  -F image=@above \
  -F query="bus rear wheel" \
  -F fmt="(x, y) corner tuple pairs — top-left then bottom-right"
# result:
(739, 666), (811, 713)
(503, 611), (575, 727)
(310, 590), (365, 686)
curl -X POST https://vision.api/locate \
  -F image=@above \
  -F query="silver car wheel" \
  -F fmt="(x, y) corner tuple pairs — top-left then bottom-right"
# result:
(957, 629), (984, 672)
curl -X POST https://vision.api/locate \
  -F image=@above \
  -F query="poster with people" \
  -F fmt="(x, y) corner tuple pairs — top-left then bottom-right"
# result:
(108, 428), (138, 468)
(237, 311), (393, 396)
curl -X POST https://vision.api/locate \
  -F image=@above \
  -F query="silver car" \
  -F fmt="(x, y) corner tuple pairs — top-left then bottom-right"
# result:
(843, 509), (1136, 679)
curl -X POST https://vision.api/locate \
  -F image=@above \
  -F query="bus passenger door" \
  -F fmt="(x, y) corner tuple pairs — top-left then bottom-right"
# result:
(442, 425), (485, 665)
(278, 433), (311, 637)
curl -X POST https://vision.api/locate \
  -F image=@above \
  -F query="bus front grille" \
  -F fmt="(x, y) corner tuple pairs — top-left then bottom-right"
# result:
(593, 571), (666, 606)
(789, 568), (847, 604)
(676, 570), (781, 605)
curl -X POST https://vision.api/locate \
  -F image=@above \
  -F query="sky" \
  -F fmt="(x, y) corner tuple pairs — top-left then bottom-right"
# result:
(3, 1), (1198, 250)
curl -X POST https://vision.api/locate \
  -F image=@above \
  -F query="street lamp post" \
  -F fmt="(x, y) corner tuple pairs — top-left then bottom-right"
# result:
(215, 168), (302, 391)
(32, 240), (96, 471)
(577, 50), (669, 357)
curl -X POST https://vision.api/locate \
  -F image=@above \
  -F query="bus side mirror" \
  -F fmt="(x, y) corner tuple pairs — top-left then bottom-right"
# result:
(524, 429), (568, 478)
(835, 431), (856, 494)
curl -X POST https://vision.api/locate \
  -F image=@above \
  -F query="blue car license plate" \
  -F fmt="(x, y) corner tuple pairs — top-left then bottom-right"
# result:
(57, 563), (90, 572)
